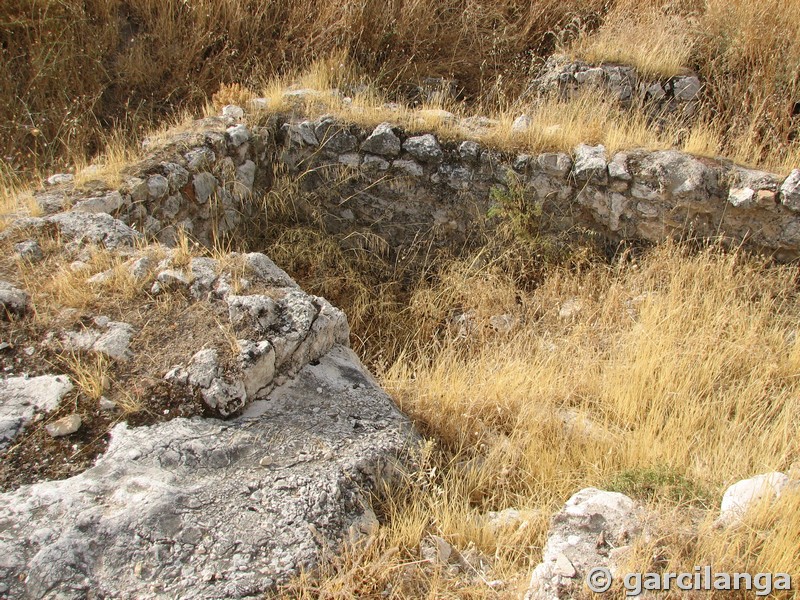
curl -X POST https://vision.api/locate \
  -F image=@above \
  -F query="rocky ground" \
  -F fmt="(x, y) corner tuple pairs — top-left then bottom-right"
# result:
(0, 200), (418, 597)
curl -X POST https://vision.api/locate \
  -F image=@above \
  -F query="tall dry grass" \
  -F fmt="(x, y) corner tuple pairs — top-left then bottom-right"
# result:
(569, 0), (800, 170)
(3, 0), (798, 177)
(0, 0), (609, 176)
(278, 239), (800, 597)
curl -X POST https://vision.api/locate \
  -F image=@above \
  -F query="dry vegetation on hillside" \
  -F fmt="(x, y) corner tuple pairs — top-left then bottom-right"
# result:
(271, 225), (800, 596)
(2, 0), (799, 175)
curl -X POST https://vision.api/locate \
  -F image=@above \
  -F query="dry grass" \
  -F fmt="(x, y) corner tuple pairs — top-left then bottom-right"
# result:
(0, 0), (609, 176)
(274, 236), (800, 597)
(568, 0), (800, 170)
(488, 91), (672, 155)
(568, 2), (699, 78)
(61, 352), (111, 402)
(0, 165), (42, 231)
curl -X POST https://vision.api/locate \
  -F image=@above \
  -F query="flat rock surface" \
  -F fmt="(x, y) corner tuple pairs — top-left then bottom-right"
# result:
(0, 375), (73, 450)
(0, 345), (417, 599)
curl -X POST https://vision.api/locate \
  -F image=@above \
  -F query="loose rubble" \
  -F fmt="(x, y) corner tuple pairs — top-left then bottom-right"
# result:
(526, 488), (646, 600)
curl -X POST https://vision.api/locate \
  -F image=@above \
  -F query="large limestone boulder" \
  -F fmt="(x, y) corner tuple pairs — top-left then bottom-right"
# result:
(0, 346), (416, 598)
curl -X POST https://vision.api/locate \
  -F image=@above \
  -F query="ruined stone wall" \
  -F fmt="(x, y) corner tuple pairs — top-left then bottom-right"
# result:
(523, 55), (703, 121)
(33, 103), (800, 261)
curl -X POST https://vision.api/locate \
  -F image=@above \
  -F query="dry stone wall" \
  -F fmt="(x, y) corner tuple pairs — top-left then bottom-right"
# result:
(524, 54), (703, 123)
(31, 103), (800, 262)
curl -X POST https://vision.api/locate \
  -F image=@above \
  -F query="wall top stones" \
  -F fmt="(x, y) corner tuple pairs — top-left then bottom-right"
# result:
(28, 101), (800, 261)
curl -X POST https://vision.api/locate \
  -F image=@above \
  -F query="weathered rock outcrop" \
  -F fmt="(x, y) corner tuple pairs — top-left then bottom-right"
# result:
(0, 231), (417, 596)
(0, 347), (414, 598)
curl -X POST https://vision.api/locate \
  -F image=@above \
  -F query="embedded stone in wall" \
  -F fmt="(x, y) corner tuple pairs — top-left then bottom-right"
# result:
(573, 144), (608, 183)
(361, 122), (401, 157)
(780, 169), (800, 211)
(403, 134), (444, 163)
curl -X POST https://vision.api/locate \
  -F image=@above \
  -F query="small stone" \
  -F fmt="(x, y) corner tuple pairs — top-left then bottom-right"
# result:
(458, 141), (481, 163)
(338, 153), (361, 167)
(402, 134), (443, 163)
(185, 148), (215, 171)
(46, 413), (82, 437)
(226, 124), (250, 147)
(156, 269), (191, 289)
(128, 256), (153, 280)
(608, 153), (631, 181)
(99, 397), (117, 411)
(362, 155), (390, 171)
(93, 322), (135, 362)
(46, 173), (74, 186)
(164, 366), (189, 385)
(193, 173), (218, 204)
(315, 119), (358, 153)
(222, 105), (244, 119)
(392, 159), (424, 177)
(513, 154), (531, 172)
(573, 144), (608, 182)
(537, 153), (573, 178)
(554, 553), (576, 578)
(673, 75), (701, 101)
(728, 187), (755, 208)
(0, 281), (30, 319)
(164, 163), (190, 193)
(87, 269), (114, 286)
(233, 160), (256, 200)
(511, 114), (531, 134)
(147, 175), (169, 199)
(421, 534), (452, 565)
(780, 169), (800, 211)
(14, 240), (43, 262)
(259, 456), (273, 467)
(187, 349), (220, 388)
(487, 580), (505, 590)
(756, 190), (777, 207)
(645, 82), (666, 101)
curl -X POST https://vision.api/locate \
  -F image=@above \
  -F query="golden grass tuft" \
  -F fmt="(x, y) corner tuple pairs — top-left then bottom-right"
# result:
(62, 352), (111, 402)
(569, 4), (698, 78)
